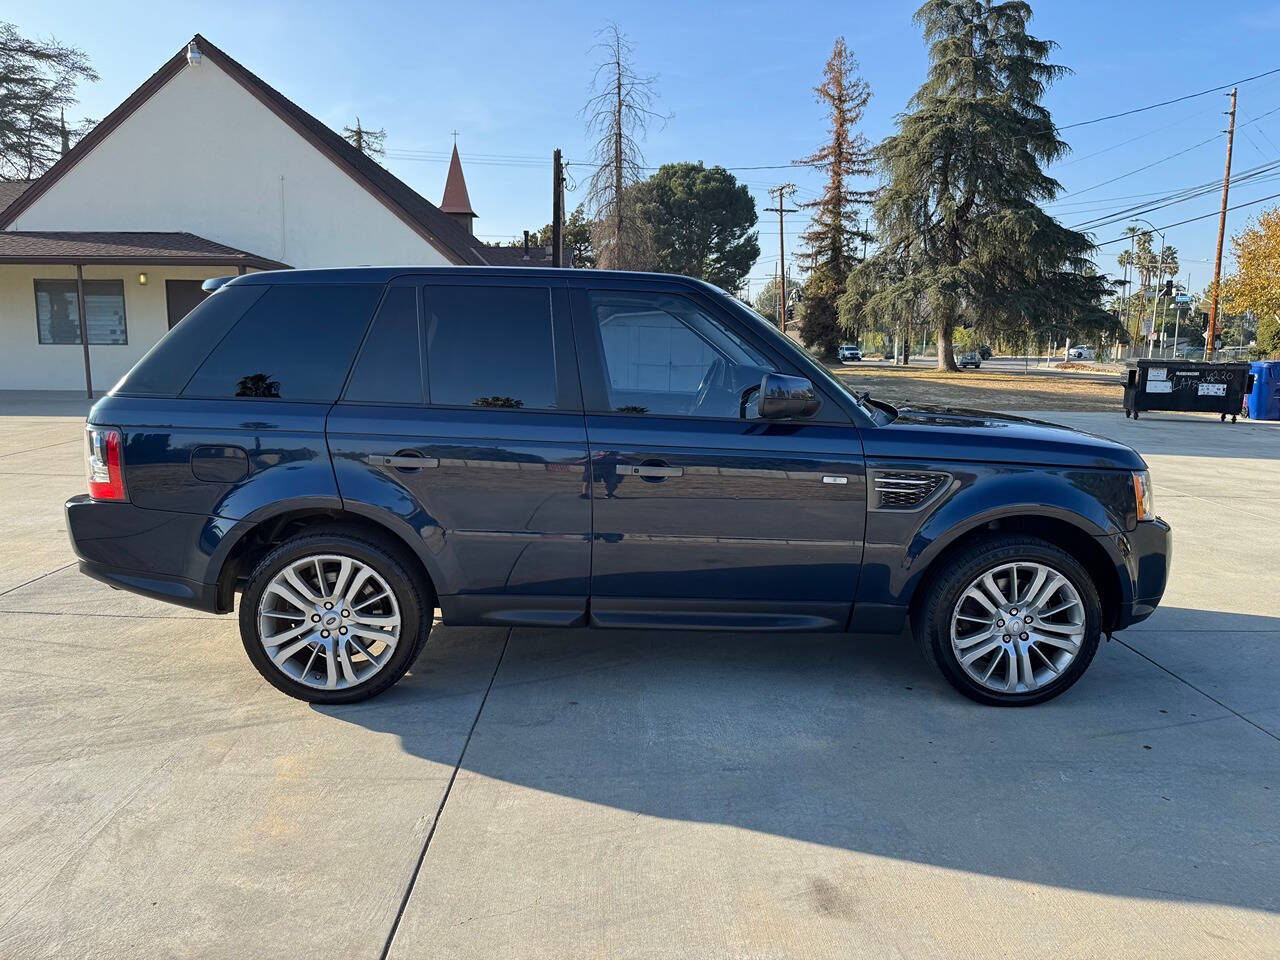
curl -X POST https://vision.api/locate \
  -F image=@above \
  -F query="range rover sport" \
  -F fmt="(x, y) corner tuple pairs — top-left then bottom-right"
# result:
(66, 267), (1171, 706)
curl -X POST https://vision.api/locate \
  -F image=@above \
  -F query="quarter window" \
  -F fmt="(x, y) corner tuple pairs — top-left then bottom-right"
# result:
(587, 291), (775, 418)
(424, 285), (558, 410)
(182, 284), (382, 401)
(35, 279), (127, 345)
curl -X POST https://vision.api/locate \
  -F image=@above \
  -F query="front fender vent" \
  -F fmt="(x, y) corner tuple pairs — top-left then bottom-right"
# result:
(871, 470), (949, 510)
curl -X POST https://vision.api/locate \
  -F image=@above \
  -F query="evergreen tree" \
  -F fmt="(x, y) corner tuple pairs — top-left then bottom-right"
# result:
(341, 117), (386, 159)
(868, 1), (1110, 370)
(796, 37), (874, 356)
(631, 162), (759, 291)
(0, 22), (97, 179)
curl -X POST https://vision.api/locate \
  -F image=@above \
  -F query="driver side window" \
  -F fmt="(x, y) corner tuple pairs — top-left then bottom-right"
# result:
(587, 291), (775, 418)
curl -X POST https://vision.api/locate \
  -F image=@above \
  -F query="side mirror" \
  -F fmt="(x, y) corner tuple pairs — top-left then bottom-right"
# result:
(758, 373), (821, 419)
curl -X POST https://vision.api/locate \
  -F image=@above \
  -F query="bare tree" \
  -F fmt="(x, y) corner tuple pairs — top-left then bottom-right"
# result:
(581, 23), (665, 269)
(342, 116), (386, 159)
(0, 22), (97, 180)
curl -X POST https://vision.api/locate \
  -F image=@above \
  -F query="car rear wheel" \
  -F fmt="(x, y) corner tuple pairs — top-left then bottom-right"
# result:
(914, 536), (1102, 706)
(238, 531), (432, 703)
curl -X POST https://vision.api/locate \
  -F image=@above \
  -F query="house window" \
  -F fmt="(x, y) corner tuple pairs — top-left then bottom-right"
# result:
(34, 279), (128, 345)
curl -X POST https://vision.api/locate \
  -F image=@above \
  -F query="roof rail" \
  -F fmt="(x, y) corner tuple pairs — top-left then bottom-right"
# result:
(201, 276), (236, 293)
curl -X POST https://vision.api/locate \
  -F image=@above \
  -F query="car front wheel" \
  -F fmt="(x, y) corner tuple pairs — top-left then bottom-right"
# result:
(914, 536), (1102, 706)
(238, 530), (432, 703)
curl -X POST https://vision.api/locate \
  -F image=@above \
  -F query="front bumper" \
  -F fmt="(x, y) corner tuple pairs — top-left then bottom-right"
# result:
(1110, 517), (1172, 630)
(65, 495), (223, 613)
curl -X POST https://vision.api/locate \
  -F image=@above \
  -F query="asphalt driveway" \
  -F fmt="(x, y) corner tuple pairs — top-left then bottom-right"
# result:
(0, 394), (1277, 959)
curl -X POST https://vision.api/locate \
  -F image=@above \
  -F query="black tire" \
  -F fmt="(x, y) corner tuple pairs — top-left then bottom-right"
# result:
(238, 529), (433, 704)
(913, 535), (1103, 707)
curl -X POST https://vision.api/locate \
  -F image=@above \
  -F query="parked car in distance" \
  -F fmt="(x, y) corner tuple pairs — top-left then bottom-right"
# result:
(67, 267), (1170, 707)
(959, 352), (982, 368)
(1065, 345), (1096, 361)
(838, 344), (863, 363)
(978, 345), (992, 360)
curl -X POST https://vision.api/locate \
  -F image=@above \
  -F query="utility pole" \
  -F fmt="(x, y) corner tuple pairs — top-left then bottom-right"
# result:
(551, 148), (564, 267)
(765, 184), (797, 331)
(1206, 87), (1237, 361)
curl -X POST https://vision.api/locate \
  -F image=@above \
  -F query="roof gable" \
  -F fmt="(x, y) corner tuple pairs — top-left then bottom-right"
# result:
(0, 35), (489, 266)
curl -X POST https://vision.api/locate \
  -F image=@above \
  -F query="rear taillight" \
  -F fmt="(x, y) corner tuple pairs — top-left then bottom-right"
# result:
(86, 427), (126, 501)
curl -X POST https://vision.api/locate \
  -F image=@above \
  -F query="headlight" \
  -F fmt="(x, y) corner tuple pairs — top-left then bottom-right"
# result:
(1132, 470), (1154, 521)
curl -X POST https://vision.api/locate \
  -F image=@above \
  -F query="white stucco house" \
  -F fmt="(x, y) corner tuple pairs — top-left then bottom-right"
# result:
(0, 34), (551, 395)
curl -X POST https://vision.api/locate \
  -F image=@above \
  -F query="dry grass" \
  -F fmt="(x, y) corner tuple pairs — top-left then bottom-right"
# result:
(829, 364), (1124, 412)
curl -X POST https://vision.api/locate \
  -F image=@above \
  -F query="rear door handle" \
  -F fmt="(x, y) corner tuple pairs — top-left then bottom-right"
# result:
(364, 454), (439, 470)
(616, 464), (683, 478)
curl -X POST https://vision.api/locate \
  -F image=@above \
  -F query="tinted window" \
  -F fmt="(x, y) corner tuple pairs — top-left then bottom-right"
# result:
(424, 285), (556, 409)
(182, 284), (382, 401)
(344, 287), (423, 405)
(35, 279), (128, 344)
(587, 291), (774, 418)
(113, 285), (267, 397)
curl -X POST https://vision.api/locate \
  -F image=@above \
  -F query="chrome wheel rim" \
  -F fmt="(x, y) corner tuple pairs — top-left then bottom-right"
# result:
(256, 553), (401, 690)
(950, 561), (1086, 694)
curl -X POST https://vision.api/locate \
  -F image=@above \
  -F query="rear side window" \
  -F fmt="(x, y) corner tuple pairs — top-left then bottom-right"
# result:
(424, 285), (557, 409)
(344, 286), (423, 405)
(182, 284), (382, 401)
(112, 285), (267, 397)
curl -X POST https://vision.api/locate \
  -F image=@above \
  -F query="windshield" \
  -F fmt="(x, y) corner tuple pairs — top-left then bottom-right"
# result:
(716, 291), (889, 423)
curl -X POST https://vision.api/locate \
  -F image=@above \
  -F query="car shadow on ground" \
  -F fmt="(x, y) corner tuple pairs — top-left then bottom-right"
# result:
(318, 607), (1280, 915)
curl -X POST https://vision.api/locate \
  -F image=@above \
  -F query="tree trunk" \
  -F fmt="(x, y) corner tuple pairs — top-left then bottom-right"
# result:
(937, 316), (959, 371)
(613, 63), (624, 268)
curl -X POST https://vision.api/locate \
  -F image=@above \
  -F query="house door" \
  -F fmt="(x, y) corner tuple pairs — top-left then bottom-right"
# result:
(165, 279), (208, 329)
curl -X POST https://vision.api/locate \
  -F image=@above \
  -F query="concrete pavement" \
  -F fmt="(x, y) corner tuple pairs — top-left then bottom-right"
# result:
(0, 405), (1276, 959)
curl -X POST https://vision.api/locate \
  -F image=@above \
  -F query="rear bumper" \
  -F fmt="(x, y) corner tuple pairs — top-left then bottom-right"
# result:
(65, 495), (224, 613)
(76, 558), (220, 612)
(1109, 517), (1172, 630)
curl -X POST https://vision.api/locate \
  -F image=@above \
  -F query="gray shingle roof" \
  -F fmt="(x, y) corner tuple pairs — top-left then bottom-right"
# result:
(0, 181), (35, 217)
(0, 231), (287, 267)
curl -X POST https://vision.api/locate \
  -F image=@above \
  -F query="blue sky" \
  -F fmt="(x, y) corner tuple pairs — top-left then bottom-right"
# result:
(11, 0), (1280, 293)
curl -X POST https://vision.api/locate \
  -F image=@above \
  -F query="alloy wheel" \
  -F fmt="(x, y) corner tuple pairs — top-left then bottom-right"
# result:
(256, 553), (401, 690)
(949, 560), (1086, 694)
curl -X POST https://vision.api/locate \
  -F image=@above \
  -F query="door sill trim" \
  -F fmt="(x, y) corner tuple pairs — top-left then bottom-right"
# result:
(588, 597), (848, 632)
(439, 594), (587, 628)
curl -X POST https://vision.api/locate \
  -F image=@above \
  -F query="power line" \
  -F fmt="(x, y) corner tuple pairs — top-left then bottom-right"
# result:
(1057, 134), (1224, 199)
(1056, 65), (1280, 132)
(1071, 158), (1280, 231)
(1094, 184), (1280, 247)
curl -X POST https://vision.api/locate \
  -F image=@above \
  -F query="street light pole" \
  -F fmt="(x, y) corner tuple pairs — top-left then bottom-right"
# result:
(1131, 218), (1165, 359)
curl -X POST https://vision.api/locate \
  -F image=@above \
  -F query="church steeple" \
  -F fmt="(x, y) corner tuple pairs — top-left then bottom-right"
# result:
(440, 141), (477, 234)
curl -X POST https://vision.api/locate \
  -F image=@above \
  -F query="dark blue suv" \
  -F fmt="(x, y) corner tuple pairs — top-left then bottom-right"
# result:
(66, 267), (1170, 706)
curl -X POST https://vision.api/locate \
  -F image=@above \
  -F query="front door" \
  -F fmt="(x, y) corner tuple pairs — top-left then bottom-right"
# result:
(571, 284), (867, 631)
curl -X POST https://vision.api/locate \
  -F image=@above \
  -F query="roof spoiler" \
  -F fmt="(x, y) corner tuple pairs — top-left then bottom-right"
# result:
(201, 276), (236, 293)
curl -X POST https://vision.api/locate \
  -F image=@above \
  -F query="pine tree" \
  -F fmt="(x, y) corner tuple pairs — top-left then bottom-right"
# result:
(582, 24), (665, 270)
(342, 117), (386, 159)
(795, 38), (874, 356)
(0, 22), (97, 179)
(868, 1), (1109, 370)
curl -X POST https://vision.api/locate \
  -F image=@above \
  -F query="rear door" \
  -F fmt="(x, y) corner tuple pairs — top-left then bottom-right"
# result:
(327, 275), (591, 627)
(570, 281), (867, 631)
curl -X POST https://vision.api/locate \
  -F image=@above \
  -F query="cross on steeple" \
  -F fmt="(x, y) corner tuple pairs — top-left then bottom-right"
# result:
(451, 130), (459, 145)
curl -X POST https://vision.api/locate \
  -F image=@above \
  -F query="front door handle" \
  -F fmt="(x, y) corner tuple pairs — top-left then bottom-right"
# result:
(363, 453), (439, 470)
(616, 464), (683, 478)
